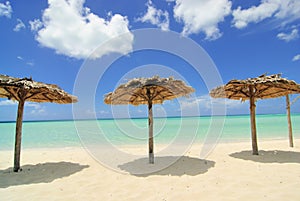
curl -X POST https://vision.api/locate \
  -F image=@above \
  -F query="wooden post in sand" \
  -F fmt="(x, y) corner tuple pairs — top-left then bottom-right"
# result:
(249, 86), (258, 155)
(148, 101), (154, 164)
(14, 95), (25, 172)
(147, 88), (154, 164)
(286, 95), (294, 147)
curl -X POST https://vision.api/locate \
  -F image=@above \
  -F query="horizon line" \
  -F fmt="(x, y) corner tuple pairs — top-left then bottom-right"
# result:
(0, 112), (298, 123)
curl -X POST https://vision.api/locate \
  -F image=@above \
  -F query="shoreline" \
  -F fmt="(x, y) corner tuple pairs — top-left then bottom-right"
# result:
(1, 136), (299, 151)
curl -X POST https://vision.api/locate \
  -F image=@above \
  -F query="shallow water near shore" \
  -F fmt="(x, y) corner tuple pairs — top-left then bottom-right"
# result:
(1, 114), (299, 150)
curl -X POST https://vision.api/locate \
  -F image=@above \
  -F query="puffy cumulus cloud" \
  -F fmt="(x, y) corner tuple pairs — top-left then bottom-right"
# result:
(275, 0), (300, 25)
(13, 18), (26, 32)
(277, 29), (299, 42)
(232, 0), (300, 29)
(137, 0), (169, 31)
(33, 0), (133, 59)
(29, 19), (43, 31)
(232, 1), (278, 29)
(292, 54), (300, 61)
(173, 0), (232, 40)
(0, 1), (12, 18)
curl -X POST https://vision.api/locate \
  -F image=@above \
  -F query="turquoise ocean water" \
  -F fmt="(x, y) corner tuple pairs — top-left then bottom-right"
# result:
(0, 114), (299, 150)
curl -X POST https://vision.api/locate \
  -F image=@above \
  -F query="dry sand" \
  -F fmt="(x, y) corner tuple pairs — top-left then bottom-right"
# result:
(1, 139), (300, 201)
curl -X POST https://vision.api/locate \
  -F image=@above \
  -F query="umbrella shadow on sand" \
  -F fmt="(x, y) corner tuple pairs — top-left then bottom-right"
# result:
(0, 162), (89, 188)
(230, 150), (300, 163)
(118, 156), (215, 177)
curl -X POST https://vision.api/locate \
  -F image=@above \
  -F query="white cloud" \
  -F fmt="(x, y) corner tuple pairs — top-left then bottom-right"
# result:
(277, 29), (299, 42)
(26, 61), (34, 66)
(0, 101), (42, 110)
(17, 56), (23, 60)
(29, 19), (43, 31)
(292, 54), (300, 61)
(173, 0), (232, 40)
(0, 100), (46, 116)
(85, 109), (96, 115)
(180, 95), (243, 110)
(30, 108), (45, 115)
(275, 0), (300, 25)
(232, 0), (300, 29)
(17, 56), (35, 66)
(137, 0), (169, 31)
(179, 94), (246, 116)
(0, 1), (12, 18)
(33, 0), (134, 59)
(154, 105), (167, 117)
(99, 110), (109, 114)
(13, 18), (26, 32)
(0, 100), (17, 106)
(26, 103), (46, 115)
(232, 1), (278, 29)
(26, 103), (40, 109)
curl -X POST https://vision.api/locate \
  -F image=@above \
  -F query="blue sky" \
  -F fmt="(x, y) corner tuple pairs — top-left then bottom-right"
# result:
(0, 0), (300, 121)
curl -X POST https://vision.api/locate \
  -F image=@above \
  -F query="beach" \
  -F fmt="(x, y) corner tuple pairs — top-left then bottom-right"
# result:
(2, 1), (300, 200)
(1, 139), (300, 201)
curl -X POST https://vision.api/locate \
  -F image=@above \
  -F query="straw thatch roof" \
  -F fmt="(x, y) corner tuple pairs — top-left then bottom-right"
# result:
(104, 76), (194, 106)
(0, 74), (77, 104)
(210, 74), (300, 101)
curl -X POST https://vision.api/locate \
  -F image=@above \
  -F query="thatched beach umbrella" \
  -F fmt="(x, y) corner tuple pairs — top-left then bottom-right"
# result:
(104, 76), (194, 163)
(210, 74), (300, 155)
(0, 74), (77, 172)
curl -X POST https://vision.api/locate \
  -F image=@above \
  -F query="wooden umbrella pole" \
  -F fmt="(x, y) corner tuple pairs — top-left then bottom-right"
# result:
(14, 98), (25, 172)
(286, 95), (294, 147)
(148, 100), (154, 164)
(249, 86), (259, 155)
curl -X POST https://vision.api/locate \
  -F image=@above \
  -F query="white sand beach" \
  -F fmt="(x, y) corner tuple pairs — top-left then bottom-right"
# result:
(1, 139), (300, 201)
